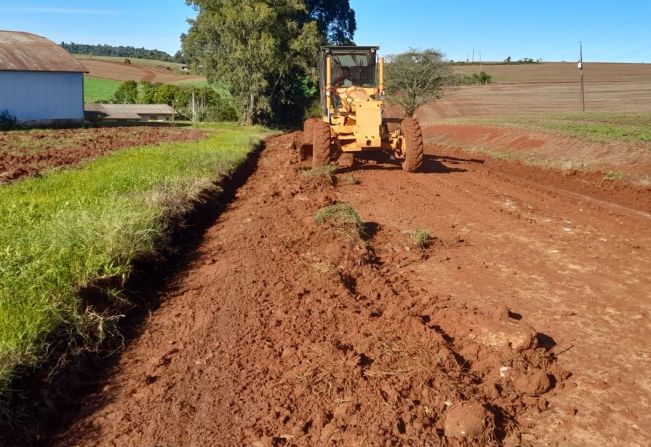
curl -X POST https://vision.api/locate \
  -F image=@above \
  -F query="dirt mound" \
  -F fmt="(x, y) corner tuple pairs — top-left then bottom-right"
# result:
(41, 132), (566, 447)
(0, 127), (207, 183)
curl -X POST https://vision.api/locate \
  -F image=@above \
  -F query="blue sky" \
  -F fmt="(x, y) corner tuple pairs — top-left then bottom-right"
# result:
(0, 0), (649, 62)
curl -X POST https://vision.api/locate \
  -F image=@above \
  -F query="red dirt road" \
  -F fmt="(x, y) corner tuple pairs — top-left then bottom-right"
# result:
(48, 131), (650, 446)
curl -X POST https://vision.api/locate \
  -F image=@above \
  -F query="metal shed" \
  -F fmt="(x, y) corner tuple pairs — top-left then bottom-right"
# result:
(0, 30), (87, 124)
(85, 104), (176, 122)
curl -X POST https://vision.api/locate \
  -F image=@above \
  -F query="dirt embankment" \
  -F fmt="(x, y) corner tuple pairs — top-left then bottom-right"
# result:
(0, 127), (207, 183)
(33, 133), (569, 447)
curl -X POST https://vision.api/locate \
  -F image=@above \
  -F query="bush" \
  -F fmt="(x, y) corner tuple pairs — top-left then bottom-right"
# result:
(113, 80), (138, 103)
(385, 49), (448, 117)
(446, 71), (492, 86)
(0, 110), (17, 130)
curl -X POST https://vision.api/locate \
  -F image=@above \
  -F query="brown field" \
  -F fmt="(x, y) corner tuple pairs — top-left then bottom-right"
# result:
(426, 62), (651, 119)
(421, 81), (651, 119)
(78, 58), (205, 83)
(452, 62), (651, 83)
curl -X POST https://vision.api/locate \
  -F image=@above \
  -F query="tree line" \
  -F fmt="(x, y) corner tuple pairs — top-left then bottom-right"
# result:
(60, 42), (185, 63)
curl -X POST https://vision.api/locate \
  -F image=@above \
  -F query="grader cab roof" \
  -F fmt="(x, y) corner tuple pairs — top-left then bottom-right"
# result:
(321, 46), (379, 54)
(321, 46), (379, 67)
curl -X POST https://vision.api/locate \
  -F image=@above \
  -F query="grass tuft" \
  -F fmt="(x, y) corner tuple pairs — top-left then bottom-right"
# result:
(407, 229), (432, 249)
(300, 165), (337, 186)
(603, 170), (625, 181)
(315, 202), (366, 238)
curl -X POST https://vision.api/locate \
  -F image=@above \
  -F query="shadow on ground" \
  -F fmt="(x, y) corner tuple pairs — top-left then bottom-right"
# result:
(336, 154), (469, 174)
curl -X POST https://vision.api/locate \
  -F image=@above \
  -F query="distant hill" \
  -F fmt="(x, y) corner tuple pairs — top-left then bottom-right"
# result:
(60, 42), (183, 63)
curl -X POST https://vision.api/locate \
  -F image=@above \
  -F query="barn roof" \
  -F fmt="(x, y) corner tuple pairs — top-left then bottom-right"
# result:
(0, 30), (87, 72)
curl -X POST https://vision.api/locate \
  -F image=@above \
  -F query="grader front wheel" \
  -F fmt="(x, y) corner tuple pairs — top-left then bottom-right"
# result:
(401, 118), (424, 172)
(302, 118), (319, 146)
(312, 120), (332, 168)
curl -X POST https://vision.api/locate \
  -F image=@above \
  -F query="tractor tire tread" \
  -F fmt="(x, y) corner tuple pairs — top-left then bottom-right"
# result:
(401, 118), (424, 172)
(312, 120), (332, 168)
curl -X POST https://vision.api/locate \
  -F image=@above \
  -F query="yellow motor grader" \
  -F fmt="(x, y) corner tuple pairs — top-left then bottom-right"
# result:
(302, 46), (424, 172)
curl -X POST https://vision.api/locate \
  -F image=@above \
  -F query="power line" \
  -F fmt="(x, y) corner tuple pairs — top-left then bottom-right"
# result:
(589, 36), (650, 59)
(581, 9), (651, 43)
(608, 44), (651, 61)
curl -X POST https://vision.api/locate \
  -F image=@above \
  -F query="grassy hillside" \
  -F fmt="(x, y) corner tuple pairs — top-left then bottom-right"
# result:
(84, 76), (122, 103)
(0, 124), (271, 397)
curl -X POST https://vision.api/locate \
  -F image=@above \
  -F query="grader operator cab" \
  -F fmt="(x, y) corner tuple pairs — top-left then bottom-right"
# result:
(302, 46), (424, 172)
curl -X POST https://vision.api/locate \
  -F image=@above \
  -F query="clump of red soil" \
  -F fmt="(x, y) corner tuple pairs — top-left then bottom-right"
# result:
(444, 402), (495, 443)
(0, 127), (207, 183)
(37, 132), (569, 447)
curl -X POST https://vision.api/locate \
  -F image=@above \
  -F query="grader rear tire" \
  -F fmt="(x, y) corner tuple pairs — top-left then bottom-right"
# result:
(401, 118), (424, 172)
(312, 120), (332, 168)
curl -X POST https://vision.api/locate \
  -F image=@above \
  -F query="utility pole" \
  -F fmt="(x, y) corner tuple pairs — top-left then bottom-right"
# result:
(579, 41), (585, 112)
(479, 51), (482, 74)
(192, 91), (196, 123)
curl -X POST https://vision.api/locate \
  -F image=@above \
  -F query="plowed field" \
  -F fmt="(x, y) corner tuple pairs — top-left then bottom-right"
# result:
(31, 129), (650, 446)
(79, 59), (204, 83)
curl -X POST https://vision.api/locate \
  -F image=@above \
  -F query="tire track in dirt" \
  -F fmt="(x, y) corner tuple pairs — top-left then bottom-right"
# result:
(340, 147), (651, 446)
(43, 134), (567, 447)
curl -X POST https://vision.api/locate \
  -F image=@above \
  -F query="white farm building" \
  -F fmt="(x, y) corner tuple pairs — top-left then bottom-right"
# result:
(0, 30), (87, 124)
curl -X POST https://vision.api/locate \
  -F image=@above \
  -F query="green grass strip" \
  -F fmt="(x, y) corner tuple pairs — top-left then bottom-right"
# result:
(84, 76), (123, 103)
(443, 113), (651, 144)
(0, 123), (270, 392)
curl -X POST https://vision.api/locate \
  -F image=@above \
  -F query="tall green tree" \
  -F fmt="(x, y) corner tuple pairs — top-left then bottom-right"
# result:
(183, 0), (321, 125)
(385, 49), (449, 117)
(303, 0), (356, 44)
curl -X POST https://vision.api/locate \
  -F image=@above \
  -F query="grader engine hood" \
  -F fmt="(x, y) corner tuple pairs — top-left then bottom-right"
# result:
(353, 99), (383, 147)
